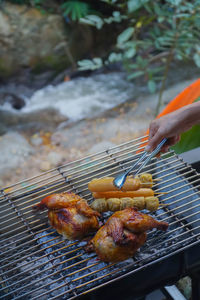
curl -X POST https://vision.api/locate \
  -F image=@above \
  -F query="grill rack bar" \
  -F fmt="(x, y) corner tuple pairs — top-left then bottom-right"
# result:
(65, 236), (200, 300)
(2, 224), (200, 300)
(1, 191), (200, 281)
(0, 153), (181, 235)
(1, 163), (198, 241)
(0, 171), (199, 238)
(0, 151), (186, 211)
(22, 229), (200, 300)
(0, 161), (197, 253)
(1, 168), (200, 243)
(0, 136), (200, 300)
(1, 198), (198, 281)
(1, 205), (200, 288)
(0, 153), (192, 221)
(0, 139), (181, 208)
(1, 136), (149, 196)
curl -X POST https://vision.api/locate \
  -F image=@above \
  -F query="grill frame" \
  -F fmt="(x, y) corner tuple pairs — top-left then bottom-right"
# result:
(0, 135), (200, 300)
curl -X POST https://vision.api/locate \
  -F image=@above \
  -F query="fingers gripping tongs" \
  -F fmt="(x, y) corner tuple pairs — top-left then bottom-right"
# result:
(113, 138), (167, 189)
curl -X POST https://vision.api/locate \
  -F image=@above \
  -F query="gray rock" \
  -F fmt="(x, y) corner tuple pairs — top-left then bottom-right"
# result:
(0, 3), (93, 77)
(30, 136), (43, 146)
(0, 108), (67, 132)
(40, 161), (51, 172)
(47, 152), (63, 166)
(0, 132), (34, 174)
(89, 141), (116, 154)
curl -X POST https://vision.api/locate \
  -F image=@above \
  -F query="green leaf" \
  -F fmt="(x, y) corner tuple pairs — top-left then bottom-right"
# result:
(166, 0), (182, 6)
(80, 15), (103, 29)
(107, 52), (122, 63)
(127, 70), (144, 80)
(113, 12), (125, 22)
(158, 16), (165, 22)
(150, 66), (164, 74)
(148, 80), (156, 93)
(61, 1), (90, 21)
(128, 0), (149, 12)
(153, 3), (162, 15)
(172, 125), (200, 154)
(78, 58), (103, 71)
(124, 47), (136, 59)
(93, 58), (103, 65)
(136, 56), (149, 68)
(117, 27), (134, 45)
(143, 3), (153, 13)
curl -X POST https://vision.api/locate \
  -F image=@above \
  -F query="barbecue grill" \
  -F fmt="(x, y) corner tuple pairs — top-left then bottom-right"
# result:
(0, 135), (200, 300)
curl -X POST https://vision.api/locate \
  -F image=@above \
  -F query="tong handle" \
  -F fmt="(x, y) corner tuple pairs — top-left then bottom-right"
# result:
(124, 151), (148, 176)
(134, 138), (167, 176)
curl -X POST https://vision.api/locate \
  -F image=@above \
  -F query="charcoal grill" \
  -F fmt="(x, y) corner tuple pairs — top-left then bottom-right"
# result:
(0, 135), (200, 300)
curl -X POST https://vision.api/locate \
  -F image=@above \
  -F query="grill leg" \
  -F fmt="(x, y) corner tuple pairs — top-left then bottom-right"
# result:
(191, 272), (200, 300)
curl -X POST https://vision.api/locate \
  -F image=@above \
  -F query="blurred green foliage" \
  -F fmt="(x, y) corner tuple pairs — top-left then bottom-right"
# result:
(172, 97), (200, 154)
(172, 124), (200, 154)
(6, 0), (93, 20)
(5, 0), (200, 114)
(79, 0), (200, 114)
(7, 0), (43, 4)
(61, 1), (91, 21)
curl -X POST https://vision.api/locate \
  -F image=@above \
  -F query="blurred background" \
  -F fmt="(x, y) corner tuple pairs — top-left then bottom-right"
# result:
(0, 0), (200, 190)
(0, 1), (200, 299)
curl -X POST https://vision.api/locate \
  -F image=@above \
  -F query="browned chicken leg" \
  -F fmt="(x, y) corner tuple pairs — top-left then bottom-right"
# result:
(33, 192), (100, 240)
(86, 208), (168, 262)
(111, 208), (168, 234)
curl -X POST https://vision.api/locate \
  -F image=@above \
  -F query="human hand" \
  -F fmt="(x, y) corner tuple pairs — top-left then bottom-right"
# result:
(145, 105), (196, 153)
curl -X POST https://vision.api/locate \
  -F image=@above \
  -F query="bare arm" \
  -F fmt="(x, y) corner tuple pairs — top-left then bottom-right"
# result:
(146, 101), (200, 152)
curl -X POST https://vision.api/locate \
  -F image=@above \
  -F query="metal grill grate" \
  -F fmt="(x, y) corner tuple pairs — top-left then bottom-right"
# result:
(0, 135), (200, 299)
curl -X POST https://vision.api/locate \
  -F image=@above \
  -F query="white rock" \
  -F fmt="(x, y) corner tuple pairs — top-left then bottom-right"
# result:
(30, 136), (43, 146)
(89, 141), (116, 154)
(0, 132), (34, 174)
(47, 152), (63, 166)
(40, 161), (51, 171)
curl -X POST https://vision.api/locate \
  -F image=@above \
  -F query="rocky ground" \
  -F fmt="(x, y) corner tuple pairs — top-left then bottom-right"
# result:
(0, 76), (197, 189)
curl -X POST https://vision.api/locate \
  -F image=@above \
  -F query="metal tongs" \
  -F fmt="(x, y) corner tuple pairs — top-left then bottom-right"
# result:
(113, 138), (167, 189)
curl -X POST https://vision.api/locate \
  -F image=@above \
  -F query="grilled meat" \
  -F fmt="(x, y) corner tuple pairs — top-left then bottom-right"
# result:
(135, 173), (153, 188)
(86, 208), (168, 262)
(88, 173), (153, 193)
(88, 177), (141, 192)
(86, 226), (147, 262)
(33, 192), (100, 240)
(92, 188), (154, 199)
(110, 208), (168, 233)
(91, 196), (159, 212)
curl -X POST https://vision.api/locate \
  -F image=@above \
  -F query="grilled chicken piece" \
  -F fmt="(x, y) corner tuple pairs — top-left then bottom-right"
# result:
(34, 192), (100, 240)
(86, 226), (147, 262)
(110, 208), (168, 233)
(86, 208), (168, 262)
